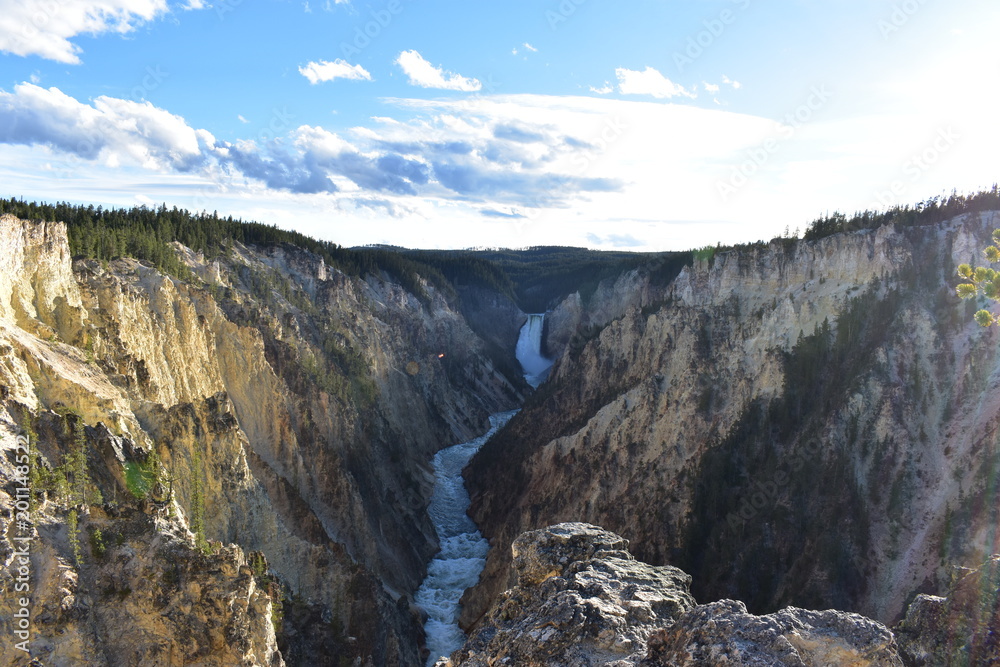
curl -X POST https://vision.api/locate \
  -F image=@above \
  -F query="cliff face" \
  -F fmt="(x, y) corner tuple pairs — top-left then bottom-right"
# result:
(544, 261), (675, 360)
(0, 214), (521, 666)
(466, 211), (1000, 631)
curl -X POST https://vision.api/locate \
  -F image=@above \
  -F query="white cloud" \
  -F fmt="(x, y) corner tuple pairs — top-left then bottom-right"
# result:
(237, 114), (250, 124)
(395, 50), (482, 92)
(704, 82), (720, 93)
(722, 75), (742, 89)
(0, 83), (210, 170)
(0, 0), (178, 64)
(299, 59), (372, 84)
(523, 43), (538, 52)
(616, 66), (695, 99)
(589, 83), (614, 95)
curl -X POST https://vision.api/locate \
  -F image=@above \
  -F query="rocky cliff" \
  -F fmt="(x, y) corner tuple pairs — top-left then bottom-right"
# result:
(465, 211), (1000, 637)
(442, 523), (909, 666)
(0, 214), (522, 666)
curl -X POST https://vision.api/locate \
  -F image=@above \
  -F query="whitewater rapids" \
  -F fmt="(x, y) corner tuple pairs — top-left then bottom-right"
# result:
(416, 411), (518, 665)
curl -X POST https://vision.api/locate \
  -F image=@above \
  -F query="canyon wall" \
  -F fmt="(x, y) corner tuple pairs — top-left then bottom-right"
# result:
(465, 211), (1000, 632)
(0, 214), (522, 666)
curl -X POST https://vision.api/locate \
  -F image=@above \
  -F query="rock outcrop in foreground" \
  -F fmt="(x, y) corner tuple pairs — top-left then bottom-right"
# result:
(446, 523), (695, 665)
(443, 523), (1000, 666)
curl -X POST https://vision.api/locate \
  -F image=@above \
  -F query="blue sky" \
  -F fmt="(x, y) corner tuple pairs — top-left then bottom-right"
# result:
(0, 0), (997, 250)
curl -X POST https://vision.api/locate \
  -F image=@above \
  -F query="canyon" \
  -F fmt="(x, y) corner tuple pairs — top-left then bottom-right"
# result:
(2, 202), (1000, 665)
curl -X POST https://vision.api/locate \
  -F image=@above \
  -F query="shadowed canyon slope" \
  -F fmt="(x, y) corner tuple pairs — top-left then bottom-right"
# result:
(465, 210), (1000, 635)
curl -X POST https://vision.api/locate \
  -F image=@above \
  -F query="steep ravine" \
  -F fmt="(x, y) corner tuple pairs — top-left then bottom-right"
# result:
(0, 214), (523, 666)
(464, 211), (1000, 634)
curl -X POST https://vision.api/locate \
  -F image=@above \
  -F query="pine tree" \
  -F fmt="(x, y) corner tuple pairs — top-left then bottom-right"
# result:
(956, 229), (1000, 326)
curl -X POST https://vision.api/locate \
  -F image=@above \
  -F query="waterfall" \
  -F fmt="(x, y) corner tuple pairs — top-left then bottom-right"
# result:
(415, 410), (518, 666)
(515, 314), (554, 388)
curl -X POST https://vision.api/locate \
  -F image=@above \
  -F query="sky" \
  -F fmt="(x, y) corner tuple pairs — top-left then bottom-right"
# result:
(0, 0), (997, 251)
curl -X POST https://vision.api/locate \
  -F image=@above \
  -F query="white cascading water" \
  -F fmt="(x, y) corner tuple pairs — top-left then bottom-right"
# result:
(515, 314), (554, 388)
(416, 410), (518, 666)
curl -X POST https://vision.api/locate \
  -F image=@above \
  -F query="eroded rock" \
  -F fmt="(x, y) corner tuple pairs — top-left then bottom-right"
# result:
(448, 523), (695, 666)
(644, 600), (904, 666)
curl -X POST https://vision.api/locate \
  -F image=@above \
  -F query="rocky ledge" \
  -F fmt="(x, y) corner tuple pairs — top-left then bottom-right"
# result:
(439, 523), (999, 666)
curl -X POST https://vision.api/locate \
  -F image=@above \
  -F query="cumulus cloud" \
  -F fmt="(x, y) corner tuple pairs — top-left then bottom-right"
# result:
(299, 59), (373, 84)
(395, 50), (481, 91)
(227, 125), (431, 196)
(722, 74), (742, 89)
(0, 83), (210, 170)
(0, 0), (176, 64)
(616, 66), (695, 99)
